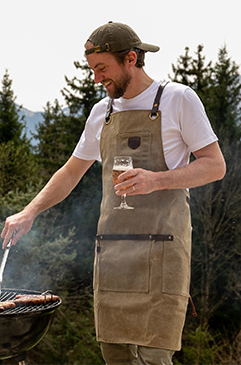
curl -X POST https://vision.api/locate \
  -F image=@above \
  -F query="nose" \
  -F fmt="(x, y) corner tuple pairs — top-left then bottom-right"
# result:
(94, 71), (102, 84)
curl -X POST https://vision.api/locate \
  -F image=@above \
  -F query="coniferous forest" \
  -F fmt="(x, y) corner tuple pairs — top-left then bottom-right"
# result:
(0, 45), (241, 364)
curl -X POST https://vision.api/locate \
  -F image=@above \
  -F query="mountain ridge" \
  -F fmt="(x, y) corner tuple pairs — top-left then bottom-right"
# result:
(18, 106), (43, 145)
(17, 105), (70, 145)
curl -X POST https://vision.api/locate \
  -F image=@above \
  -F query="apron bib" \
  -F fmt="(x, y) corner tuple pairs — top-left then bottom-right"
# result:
(94, 84), (192, 351)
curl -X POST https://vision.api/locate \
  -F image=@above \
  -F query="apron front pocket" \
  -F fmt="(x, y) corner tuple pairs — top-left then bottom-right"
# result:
(162, 238), (190, 298)
(98, 240), (151, 293)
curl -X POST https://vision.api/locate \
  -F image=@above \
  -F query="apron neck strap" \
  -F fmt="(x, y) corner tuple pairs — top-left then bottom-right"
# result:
(104, 81), (169, 123)
(150, 81), (169, 118)
(105, 98), (113, 124)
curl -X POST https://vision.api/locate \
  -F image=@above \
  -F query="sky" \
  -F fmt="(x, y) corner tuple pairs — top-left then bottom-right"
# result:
(0, 0), (240, 112)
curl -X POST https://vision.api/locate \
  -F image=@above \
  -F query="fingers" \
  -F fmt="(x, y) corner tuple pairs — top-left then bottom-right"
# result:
(3, 229), (20, 248)
(1, 212), (33, 249)
(114, 171), (136, 193)
(114, 168), (157, 196)
(114, 172), (138, 196)
(1, 226), (21, 249)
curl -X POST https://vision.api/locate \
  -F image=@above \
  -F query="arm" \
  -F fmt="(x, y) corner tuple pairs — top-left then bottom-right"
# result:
(1, 156), (95, 248)
(114, 141), (226, 195)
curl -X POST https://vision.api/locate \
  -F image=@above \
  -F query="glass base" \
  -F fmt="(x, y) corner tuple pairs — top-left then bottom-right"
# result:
(114, 204), (134, 210)
(114, 194), (134, 210)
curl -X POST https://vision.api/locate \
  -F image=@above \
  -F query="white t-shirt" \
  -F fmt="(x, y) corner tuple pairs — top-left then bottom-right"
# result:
(73, 80), (217, 170)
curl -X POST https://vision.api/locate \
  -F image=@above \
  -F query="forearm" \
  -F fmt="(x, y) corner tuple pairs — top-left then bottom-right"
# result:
(23, 166), (78, 219)
(155, 155), (226, 191)
(115, 142), (226, 195)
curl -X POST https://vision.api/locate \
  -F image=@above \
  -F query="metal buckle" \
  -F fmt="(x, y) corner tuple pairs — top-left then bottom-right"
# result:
(148, 112), (159, 121)
(94, 46), (101, 53)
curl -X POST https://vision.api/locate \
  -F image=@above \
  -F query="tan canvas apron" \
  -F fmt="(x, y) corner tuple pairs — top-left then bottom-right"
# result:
(94, 84), (192, 351)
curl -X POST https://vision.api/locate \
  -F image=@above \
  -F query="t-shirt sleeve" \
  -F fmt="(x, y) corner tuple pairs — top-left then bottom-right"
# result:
(73, 119), (102, 162)
(179, 87), (218, 153)
(72, 100), (107, 162)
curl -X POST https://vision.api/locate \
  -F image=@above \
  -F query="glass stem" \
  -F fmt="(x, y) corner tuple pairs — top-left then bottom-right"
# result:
(119, 194), (127, 208)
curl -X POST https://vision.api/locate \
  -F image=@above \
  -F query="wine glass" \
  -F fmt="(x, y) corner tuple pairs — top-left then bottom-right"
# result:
(112, 156), (134, 210)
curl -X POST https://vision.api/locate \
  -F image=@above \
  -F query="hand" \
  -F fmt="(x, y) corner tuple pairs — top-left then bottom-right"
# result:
(114, 168), (163, 196)
(1, 210), (34, 249)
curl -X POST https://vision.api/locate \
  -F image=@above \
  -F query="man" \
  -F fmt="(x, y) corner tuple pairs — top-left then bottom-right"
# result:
(1, 22), (226, 365)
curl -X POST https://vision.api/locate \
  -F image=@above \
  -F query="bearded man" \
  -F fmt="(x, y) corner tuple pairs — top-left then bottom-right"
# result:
(2, 22), (226, 365)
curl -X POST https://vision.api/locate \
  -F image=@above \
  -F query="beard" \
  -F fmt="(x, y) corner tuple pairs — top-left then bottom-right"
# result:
(104, 70), (132, 99)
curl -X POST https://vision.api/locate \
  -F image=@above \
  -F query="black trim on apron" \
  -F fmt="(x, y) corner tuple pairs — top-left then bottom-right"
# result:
(96, 234), (173, 241)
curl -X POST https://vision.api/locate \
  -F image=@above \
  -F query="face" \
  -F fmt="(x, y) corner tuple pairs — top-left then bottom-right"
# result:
(86, 51), (132, 99)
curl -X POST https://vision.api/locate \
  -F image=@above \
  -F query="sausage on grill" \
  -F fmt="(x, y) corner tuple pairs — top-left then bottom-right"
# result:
(14, 294), (60, 305)
(0, 300), (16, 312)
(0, 294), (60, 311)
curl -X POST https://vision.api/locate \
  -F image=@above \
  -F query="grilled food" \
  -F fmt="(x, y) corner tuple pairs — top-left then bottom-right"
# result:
(0, 294), (60, 312)
(0, 300), (16, 312)
(14, 294), (60, 305)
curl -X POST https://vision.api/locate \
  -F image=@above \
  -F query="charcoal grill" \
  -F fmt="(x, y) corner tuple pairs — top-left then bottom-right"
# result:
(0, 288), (61, 364)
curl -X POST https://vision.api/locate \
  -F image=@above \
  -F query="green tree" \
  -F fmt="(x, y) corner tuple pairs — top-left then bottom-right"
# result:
(0, 70), (27, 145)
(170, 45), (241, 365)
(34, 61), (106, 181)
(33, 99), (85, 180)
(62, 60), (106, 119)
(0, 141), (39, 195)
(174, 324), (222, 365)
(171, 45), (241, 144)
(205, 45), (241, 144)
(189, 47), (241, 325)
(0, 71), (39, 196)
(170, 45), (212, 97)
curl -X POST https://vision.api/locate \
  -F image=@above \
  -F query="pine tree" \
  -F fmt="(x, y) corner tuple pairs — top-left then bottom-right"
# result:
(170, 45), (212, 93)
(0, 70), (26, 145)
(206, 45), (241, 144)
(62, 60), (106, 119)
(0, 70), (38, 196)
(170, 45), (241, 348)
(34, 60), (106, 181)
(33, 99), (83, 179)
(170, 45), (241, 144)
(190, 47), (241, 327)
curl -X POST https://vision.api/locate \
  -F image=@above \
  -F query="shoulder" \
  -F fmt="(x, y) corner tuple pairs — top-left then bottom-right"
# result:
(85, 96), (110, 130)
(163, 81), (198, 99)
(90, 96), (110, 117)
(161, 81), (205, 111)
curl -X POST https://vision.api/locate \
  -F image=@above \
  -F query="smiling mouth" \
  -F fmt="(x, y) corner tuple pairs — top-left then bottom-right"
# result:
(102, 80), (112, 87)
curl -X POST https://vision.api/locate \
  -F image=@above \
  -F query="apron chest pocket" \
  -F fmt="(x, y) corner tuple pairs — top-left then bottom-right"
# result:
(97, 240), (152, 293)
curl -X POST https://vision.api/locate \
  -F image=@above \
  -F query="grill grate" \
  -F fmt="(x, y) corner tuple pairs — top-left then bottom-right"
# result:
(0, 289), (61, 315)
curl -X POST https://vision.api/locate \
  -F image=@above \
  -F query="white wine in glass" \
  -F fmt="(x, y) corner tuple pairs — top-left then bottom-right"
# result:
(112, 156), (134, 210)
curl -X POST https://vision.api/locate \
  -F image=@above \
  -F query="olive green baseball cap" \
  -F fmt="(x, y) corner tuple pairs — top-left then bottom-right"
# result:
(85, 21), (160, 55)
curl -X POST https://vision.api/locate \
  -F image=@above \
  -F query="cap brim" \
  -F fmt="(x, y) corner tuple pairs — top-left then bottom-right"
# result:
(139, 43), (160, 53)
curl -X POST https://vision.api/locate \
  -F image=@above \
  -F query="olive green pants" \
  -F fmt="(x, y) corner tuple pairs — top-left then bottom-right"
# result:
(100, 343), (174, 365)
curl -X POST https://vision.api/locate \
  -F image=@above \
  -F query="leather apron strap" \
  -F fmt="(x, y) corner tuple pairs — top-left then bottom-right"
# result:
(150, 81), (169, 119)
(105, 97), (113, 124)
(105, 80), (169, 124)
(96, 234), (173, 241)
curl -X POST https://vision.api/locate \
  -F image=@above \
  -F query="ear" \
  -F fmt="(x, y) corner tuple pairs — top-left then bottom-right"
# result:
(126, 51), (137, 68)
